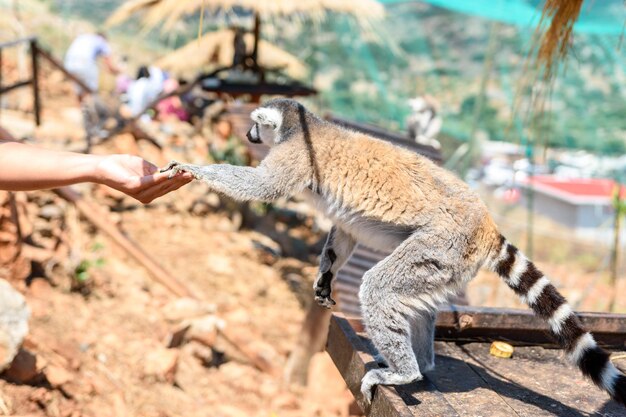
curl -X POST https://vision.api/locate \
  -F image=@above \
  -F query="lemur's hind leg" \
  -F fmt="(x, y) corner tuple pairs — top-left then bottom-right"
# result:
(314, 227), (356, 308)
(359, 285), (420, 403)
(411, 310), (436, 373)
(371, 310), (436, 371)
(359, 233), (455, 403)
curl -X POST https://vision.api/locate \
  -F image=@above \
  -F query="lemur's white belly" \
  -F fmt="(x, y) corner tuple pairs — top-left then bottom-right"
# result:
(302, 190), (410, 252)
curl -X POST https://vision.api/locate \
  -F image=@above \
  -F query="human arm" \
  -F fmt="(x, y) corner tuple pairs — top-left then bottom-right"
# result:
(102, 55), (120, 75)
(0, 140), (192, 203)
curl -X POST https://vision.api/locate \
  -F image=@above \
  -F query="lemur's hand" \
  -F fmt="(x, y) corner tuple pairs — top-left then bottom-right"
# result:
(96, 155), (192, 204)
(160, 160), (203, 180)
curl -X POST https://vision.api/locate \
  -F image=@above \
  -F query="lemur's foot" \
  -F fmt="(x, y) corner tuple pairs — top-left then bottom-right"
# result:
(315, 294), (336, 309)
(360, 369), (423, 405)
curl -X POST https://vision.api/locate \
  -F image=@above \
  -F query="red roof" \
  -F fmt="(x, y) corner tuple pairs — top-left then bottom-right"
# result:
(525, 176), (626, 205)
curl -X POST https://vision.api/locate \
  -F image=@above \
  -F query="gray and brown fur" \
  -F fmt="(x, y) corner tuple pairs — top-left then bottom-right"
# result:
(162, 98), (626, 406)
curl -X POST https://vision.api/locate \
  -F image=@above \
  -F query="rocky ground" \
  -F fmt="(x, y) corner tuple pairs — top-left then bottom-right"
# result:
(0, 56), (356, 416)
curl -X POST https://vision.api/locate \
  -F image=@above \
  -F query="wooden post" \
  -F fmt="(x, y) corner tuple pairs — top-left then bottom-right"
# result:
(251, 12), (260, 69)
(29, 39), (41, 126)
(0, 47), (3, 120)
(251, 12), (265, 83)
(609, 182), (623, 312)
(283, 303), (333, 385)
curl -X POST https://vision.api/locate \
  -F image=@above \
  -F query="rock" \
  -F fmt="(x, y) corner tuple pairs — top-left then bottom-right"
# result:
(4, 348), (39, 383)
(143, 348), (179, 384)
(46, 364), (73, 387)
(28, 278), (53, 298)
(167, 314), (224, 348)
(271, 391), (300, 410)
(162, 298), (216, 322)
(186, 315), (224, 347)
(0, 278), (30, 372)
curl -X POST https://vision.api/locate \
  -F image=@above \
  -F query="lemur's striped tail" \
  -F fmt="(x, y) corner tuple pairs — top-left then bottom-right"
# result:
(488, 236), (626, 406)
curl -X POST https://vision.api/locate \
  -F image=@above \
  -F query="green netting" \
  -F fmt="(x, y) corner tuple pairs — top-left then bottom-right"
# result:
(379, 0), (626, 35)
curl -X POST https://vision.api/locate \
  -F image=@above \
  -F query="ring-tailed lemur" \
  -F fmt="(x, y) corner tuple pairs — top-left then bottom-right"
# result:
(162, 98), (626, 406)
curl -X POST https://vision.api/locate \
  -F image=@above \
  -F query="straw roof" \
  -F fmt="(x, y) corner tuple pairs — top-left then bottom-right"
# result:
(155, 29), (308, 80)
(106, 0), (384, 31)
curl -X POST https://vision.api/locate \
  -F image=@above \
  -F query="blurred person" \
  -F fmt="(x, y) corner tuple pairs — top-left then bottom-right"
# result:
(64, 32), (119, 100)
(115, 55), (133, 95)
(64, 32), (121, 146)
(125, 66), (166, 120)
(156, 79), (189, 122)
(0, 126), (191, 204)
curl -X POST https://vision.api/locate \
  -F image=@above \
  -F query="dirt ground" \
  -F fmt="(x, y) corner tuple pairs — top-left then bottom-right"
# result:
(1, 190), (356, 417)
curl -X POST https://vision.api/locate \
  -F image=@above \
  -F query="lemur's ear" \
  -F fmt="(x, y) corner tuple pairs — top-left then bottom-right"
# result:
(251, 107), (282, 131)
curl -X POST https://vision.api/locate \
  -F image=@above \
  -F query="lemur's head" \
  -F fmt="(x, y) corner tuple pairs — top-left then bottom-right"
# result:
(247, 99), (319, 147)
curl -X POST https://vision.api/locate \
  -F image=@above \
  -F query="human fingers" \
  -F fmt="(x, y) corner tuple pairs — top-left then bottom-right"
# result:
(133, 169), (191, 191)
(133, 175), (192, 204)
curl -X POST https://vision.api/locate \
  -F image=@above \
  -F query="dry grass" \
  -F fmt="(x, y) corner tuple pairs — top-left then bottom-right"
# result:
(534, 0), (584, 80)
(155, 29), (308, 79)
(106, 0), (384, 31)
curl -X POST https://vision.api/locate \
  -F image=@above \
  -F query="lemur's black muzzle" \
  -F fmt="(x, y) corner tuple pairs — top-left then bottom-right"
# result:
(246, 124), (262, 144)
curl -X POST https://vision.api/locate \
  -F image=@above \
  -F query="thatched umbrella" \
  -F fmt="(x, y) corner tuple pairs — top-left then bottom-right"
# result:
(155, 28), (308, 80)
(106, 0), (384, 71)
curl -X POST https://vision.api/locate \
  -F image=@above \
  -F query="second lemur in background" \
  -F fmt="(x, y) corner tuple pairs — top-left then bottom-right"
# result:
(162, 99), (626, 407)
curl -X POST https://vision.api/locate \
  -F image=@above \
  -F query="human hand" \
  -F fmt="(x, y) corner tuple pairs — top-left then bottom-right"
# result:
(94, 154), (193, 203)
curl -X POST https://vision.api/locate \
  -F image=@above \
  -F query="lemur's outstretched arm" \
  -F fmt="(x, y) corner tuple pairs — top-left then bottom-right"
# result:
(314, 226), (356, 308)
(161, 158), (306, 202)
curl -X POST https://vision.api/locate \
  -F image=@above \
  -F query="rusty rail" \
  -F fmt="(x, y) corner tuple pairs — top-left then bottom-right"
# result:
(436, 305), (626, 349)
(342, 305), (626, 350)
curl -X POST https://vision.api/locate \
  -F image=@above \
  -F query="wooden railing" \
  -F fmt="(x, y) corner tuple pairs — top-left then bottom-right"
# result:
(0, 36), (40, 125)
(0, 36), (95, 127)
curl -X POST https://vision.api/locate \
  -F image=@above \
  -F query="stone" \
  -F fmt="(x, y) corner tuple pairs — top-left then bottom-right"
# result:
(186, 315), (224, 347)
(0, 278), (30, 372)
(4, 348), (38, 383)
(142, 347), (179, 384)
(46, 364), (73, 387)
(162, 298), (216, 322)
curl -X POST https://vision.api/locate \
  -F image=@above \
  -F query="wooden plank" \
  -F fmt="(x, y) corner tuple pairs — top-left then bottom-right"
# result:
(436, 305), (626, 349)
(427, 342), (520, 417)
(457, 343), (626, 416)
(326, 314), (416, 417)
(201, 80), (317, 97)
(357, 333), (462, 417)
(0, 80), (31, 95)
(0, 36), (36, 49)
